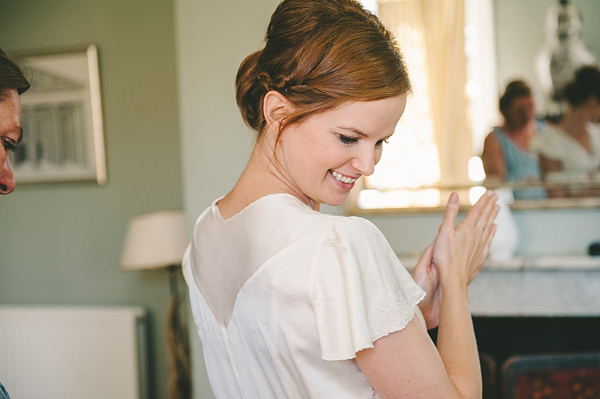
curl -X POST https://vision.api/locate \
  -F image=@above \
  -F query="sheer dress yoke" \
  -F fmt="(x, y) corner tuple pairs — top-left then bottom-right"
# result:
(183, 193), (425, 398)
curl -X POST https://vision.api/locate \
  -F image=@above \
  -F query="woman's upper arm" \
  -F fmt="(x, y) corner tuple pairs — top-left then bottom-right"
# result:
(355, 314), (461, 399)
(481, 133), (505, 180)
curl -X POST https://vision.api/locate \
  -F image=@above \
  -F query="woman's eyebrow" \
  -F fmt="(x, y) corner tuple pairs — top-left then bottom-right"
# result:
(337, 126), (367, 137)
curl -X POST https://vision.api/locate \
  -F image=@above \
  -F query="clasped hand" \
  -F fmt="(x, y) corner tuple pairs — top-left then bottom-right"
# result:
(412, 190), (500, 329)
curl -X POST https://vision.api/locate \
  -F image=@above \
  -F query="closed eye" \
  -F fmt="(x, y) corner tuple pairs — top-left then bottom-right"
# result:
(338, 134), (358, 145)
(2, 138), (17, 152)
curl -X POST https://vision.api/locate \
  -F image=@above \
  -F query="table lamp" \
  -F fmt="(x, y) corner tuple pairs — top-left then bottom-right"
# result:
(120, 210), (191, 399)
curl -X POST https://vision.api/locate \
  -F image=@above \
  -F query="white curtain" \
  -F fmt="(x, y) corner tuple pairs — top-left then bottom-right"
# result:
(378, 0), (472, 187)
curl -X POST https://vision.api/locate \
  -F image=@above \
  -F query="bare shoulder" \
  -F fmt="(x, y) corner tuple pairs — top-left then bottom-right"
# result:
(483, 131), (500, 149)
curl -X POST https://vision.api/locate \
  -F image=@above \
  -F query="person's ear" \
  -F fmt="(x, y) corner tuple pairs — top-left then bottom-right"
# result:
(263, 91), (291, 136)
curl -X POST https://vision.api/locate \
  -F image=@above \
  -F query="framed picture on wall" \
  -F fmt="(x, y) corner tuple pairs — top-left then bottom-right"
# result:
(11, 44), (107, 185)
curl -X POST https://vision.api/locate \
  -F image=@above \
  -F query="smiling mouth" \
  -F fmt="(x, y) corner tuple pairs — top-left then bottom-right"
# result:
(330, 170), (358, 184)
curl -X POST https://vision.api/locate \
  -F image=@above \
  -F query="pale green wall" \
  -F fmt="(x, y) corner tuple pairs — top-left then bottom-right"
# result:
(175, 0), (280, 397)
(0, 1), (182, 399)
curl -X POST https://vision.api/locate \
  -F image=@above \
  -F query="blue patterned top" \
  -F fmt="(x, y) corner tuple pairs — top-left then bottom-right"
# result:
(493, 127), (546, 199)
(0, 383), (10, 399)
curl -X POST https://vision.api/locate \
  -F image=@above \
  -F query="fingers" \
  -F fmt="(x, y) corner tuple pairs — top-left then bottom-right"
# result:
(482, 223), (498, 258)
(424, 245), (439, 281)
(414, 244), (434, 269)
(471, 203), (499, 274)
(463, 190), (496, 227)
(478, 196), (500, 231)
(412, 244), (439, 305)
(472, 224), (498, 281)
(481, 203), (500, 239)
(421, 244), (434, 262)
(440, 192), (460, 230)
(469, 222), (498, 283)
(413, 244), (433, 278)
(413, 244), (435, 283)
(470, 198), (500, 246)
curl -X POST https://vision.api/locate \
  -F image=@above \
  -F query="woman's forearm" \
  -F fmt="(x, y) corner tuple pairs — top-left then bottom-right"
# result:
(436, 282), (482, 399)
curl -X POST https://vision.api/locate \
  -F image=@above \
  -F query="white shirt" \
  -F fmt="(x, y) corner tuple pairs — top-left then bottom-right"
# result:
(183, 193), (425, 398)
(532, 122), (600, 182)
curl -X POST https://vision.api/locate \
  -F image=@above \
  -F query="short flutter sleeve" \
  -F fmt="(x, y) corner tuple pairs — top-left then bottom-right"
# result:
(313, 217), (426, 361)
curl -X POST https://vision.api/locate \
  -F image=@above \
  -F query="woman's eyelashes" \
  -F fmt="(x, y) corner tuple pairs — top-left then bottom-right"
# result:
(376, 138), (389, 147)
(337, 133), (390, 147)
(337, 134), (358, 145)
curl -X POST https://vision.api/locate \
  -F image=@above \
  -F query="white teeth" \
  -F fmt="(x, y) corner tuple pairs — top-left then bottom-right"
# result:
(331, 170), (357, 184)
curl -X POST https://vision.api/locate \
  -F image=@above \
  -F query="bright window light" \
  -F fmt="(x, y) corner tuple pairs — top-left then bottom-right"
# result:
(354, 0), (497, 210)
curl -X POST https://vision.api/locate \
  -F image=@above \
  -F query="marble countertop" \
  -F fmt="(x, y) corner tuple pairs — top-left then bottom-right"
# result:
(399, 255), (600, 272)
(468, 270), (600, 316)
(397, 255), (600, 316)
(484, 256), (600, 271)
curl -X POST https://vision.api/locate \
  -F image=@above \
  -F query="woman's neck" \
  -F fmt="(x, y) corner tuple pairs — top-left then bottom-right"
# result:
(217, 133), (317, 219)
(561, 108), (590, 138)
(501, 120), (535, 150)
(560, 108), (594, 155)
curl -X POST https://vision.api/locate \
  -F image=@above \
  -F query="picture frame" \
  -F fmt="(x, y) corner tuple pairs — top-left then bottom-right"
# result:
(11, 44), (107, 185)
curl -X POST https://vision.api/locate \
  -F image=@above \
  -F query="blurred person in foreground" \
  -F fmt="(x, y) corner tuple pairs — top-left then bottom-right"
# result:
(0, 47), (30, 195)
(0, 46), (30, 399)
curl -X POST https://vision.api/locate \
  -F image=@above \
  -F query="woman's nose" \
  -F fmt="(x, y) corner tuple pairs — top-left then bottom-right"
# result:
(0, 159), (16, 195)
(350, 148), (375, 176)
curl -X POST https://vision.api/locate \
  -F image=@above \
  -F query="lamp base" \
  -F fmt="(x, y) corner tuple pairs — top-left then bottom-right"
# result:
(166, 266), (191, 399)
(167, 293), (191, 399)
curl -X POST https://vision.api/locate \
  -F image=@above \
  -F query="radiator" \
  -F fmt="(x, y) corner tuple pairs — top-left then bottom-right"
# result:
(0, 306), (148, 399)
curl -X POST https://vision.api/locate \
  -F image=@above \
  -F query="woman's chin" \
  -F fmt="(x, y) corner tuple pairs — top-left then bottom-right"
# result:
(323, 195), (350, 208)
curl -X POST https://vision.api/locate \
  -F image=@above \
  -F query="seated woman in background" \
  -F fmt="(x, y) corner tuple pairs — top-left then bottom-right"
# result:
(481, 80), (546, 199)
(532, 65), (600, 197)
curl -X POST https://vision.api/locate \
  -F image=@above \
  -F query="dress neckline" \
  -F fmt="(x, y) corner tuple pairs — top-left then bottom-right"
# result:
(554, 124), (597, 157)
(213, 192), (312, 223)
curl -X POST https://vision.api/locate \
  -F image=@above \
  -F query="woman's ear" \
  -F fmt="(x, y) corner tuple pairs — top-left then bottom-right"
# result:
(263, 91), (291, 136)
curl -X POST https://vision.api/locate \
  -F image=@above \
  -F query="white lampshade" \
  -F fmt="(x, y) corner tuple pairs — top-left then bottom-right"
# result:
(120, 210), (187, 271)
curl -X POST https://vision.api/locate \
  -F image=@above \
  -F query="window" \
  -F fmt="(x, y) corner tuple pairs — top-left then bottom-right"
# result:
(353, 0), (498, 211)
